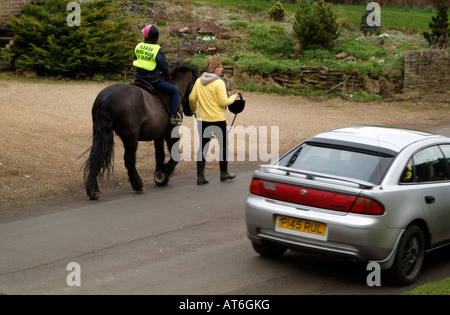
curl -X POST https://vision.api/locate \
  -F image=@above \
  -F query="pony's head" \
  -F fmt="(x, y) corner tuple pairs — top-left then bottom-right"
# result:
(171, 64), (198, 117)
(171, 64), (199, 79)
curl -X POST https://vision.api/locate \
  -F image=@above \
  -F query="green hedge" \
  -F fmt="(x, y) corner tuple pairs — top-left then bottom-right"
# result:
(8, 0), (138, 78)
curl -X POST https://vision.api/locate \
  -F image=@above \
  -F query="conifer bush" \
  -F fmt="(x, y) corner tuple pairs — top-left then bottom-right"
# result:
(423, 0), (449, 48)
(360, 9), (381, 36)
(268, 1), (285, 21)
(8, 0), (138, 78)
(293, 0), (340, 51)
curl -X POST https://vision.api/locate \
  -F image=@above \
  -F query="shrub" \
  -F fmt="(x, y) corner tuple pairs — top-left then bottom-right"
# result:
(0, 48), (11, 62)
(268, 1), (285, 21)
(302, 49), (334, 60)
(423, 5), (435, 13)
(423, 0), (449, 48)
(233, 52), (282, 75)
(232, 52), (304, 76)
(334, 36), (386, 60)
(231, 20), (248, 31)
(247, 23), (294, 55)
(293, 0), (340, 51)
(8, 0), (138, 78)
(360, 9), (381, 36)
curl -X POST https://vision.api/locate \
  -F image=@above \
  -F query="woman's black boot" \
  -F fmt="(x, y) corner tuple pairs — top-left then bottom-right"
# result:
(220, 161), (236, 182)
(197, 161), (209, 185)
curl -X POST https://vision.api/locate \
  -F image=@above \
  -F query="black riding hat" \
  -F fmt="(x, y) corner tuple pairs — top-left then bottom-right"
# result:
(228, 94), (245, 115)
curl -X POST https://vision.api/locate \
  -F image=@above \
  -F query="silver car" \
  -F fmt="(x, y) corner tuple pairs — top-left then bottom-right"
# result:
(246, 125), (450, 285)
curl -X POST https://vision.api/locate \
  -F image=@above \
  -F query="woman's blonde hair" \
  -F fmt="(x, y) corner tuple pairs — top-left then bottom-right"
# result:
(204, 56), (222, 73)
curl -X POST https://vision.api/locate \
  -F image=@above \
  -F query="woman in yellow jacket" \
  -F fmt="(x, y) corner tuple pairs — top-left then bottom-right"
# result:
(189, 57), (240, 185)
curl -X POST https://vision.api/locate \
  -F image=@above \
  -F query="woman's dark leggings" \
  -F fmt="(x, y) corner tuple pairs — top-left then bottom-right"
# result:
(197, 120), (228, 164)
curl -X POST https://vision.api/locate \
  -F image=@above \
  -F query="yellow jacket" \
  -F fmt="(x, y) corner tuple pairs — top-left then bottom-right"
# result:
(189, 74), (237, 122)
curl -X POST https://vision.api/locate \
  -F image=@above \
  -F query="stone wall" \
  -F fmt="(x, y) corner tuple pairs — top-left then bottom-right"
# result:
(272, 66), (366, 92)
(403, 50), (450, 102)
(227, 65), (403, 97)
(0, 0), (34, 27)
(228, 50), (450, 102)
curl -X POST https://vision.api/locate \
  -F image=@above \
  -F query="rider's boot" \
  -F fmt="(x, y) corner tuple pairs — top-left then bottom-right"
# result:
(170, 113), (182, 125)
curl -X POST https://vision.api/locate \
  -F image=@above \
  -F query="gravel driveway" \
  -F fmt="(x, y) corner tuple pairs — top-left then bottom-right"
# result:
(1, 78), (449, 212)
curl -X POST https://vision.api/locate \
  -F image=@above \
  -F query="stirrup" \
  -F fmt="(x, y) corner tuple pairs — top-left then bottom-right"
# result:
(170, 113), (182, 125)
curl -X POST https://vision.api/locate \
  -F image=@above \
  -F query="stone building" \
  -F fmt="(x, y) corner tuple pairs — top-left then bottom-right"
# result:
(403, 49), (450, 102)
(0, 0), (37, 27)
(1, 0), (36, 70)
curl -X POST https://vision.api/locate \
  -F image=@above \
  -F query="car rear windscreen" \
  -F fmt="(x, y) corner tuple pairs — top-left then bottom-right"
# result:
(281, 143), (395, 184)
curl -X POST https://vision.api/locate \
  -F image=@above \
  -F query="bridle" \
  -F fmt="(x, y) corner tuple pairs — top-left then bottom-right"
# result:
(177, 69), (197, 114)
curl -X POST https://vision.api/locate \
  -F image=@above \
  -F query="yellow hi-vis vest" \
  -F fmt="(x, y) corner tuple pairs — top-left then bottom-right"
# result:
(133, 42), (161, 71)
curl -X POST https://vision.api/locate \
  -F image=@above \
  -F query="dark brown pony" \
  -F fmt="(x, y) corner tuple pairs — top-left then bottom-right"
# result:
(83, 64), (198, 200)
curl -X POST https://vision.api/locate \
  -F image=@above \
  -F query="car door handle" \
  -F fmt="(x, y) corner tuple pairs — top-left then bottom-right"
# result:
(425, 195), (435, 204)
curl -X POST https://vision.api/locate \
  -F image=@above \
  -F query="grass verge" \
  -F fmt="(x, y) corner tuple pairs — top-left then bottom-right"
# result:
(404, 277), (450, 295)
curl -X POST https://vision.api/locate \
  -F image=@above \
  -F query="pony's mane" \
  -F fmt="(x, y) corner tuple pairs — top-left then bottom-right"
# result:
(171, 63), (199, 78)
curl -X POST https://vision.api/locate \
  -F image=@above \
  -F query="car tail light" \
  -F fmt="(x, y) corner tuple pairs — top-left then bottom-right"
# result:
(249, 178), (263, 195)
(249, 178), (384, 215)
(351, 196), (384, 215)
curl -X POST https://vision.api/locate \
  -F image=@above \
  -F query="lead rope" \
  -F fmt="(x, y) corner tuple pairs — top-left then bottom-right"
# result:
(227, 91), (243, 134)
(194, 112), (237, 138)
(228, 113), (237, 134)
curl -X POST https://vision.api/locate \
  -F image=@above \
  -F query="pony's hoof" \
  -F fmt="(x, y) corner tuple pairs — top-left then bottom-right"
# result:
(88, 191), (101, 200)
(134, 186), (145, 193)
(154, 170), (169, 186)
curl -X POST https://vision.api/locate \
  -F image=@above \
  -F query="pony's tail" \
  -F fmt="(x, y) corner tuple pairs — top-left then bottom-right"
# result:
(83, 93), (115, 199)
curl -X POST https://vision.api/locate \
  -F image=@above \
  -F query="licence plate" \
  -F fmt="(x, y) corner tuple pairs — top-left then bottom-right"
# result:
(276, 215), (327, 237)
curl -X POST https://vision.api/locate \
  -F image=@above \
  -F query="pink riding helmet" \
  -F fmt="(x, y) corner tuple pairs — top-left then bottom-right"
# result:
(142, 24), (159, 41)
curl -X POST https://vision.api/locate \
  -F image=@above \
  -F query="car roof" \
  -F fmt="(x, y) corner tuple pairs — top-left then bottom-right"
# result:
(307, 125), (447, 154)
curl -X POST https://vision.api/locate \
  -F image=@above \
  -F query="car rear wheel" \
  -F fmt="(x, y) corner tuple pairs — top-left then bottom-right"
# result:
(390, 225), (425, 285)
(252, 241), (287, 258)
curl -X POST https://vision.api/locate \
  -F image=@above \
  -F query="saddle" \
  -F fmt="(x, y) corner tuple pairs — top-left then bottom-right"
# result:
(131, 79), (171, 114)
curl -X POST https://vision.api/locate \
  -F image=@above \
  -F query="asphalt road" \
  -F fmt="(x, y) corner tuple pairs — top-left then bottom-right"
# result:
(1, 128), (449, 296)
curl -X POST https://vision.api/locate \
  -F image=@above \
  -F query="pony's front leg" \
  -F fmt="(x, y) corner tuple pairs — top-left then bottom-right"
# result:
(164, 131), (180, 176)
(154, 136), (169, 186)
(120, 134), (144, 192)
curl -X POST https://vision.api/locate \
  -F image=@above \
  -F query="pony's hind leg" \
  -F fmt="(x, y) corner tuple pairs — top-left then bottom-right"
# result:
(85, 168), (101, 200)
(120, 134), (144, 192)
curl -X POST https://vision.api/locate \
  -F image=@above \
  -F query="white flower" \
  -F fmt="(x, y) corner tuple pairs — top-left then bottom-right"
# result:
(378, 33), (389, 39)
(197, 36), (216, 42)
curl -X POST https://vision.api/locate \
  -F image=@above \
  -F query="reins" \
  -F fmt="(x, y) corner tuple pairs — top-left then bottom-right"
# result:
(178, 70), (197, 115)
